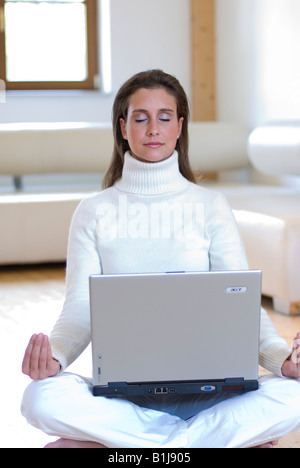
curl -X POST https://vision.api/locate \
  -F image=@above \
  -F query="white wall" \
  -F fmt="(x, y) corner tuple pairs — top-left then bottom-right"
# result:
(257, 0), (300, 124)
(3, 0), (299, 130)
(0, 0), (191, 124)
(215, 0), (260, 128)
(216, 0), (300, 129)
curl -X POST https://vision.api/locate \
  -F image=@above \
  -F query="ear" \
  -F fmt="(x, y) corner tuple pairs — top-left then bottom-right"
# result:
(120, 118), (127, 139)
(177, 117), (184, 138)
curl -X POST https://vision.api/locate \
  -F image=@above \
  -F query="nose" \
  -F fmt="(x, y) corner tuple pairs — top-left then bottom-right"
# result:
(147, 121), (159, 136)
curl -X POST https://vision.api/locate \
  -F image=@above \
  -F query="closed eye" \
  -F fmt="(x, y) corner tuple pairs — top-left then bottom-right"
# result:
(159, 112), (172, 122)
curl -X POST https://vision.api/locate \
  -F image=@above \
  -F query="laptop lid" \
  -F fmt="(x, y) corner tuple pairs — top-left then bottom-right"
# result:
(89, 270), (261, 397)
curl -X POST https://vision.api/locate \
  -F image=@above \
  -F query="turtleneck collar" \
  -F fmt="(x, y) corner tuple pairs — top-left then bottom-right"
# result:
(115, 151), (189, 196)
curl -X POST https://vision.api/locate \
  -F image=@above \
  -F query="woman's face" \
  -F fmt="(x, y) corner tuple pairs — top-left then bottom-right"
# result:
(120, 87), (183, 164)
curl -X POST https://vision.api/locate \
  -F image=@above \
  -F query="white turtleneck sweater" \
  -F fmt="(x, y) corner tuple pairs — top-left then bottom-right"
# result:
(50, 151), (291, 375)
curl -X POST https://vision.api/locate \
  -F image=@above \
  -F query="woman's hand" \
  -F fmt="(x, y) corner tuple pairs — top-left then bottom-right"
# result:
(22, 333), (61, 380)
(282, 331), (300, 379)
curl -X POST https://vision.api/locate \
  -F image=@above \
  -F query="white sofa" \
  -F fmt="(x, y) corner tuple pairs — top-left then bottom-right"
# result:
(245, 122), (300, 315)
(0, 121), (299, 315)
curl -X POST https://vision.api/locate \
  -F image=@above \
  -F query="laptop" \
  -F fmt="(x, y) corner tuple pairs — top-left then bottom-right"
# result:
(89, 270), (261, 397)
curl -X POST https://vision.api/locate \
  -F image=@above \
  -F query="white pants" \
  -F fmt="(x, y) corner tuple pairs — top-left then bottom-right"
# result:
(21, 373), (300, 448)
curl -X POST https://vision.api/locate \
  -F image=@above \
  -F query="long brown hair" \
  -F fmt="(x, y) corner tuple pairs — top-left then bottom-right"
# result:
(102, 69), (196, 189)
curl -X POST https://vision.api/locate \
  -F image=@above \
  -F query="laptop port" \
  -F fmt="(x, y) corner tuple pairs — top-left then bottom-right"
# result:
(155, 387), (168, 394)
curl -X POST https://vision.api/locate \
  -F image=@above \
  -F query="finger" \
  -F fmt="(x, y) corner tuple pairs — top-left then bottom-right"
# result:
(29, 333), (45, 380)
(38, 335), (49, 380)
(293, 335), (300, 353)
(47, 338), (53, 362)
(291, 335), (300, 367)
(22, 334), (37, 375)
(295, 340), (300, 364)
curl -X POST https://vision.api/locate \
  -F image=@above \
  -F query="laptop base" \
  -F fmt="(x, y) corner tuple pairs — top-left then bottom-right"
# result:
(93, 378), (259, 397)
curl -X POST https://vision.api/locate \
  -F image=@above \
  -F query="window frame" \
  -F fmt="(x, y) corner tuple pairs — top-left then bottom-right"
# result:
(0, 0), (99, 91)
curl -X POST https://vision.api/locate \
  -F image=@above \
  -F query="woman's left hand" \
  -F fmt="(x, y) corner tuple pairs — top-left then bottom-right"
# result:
(281, 331), (300, 379)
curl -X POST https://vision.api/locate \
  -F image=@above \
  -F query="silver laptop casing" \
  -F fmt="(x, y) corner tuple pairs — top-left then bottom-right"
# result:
(89, 271), (261, 397)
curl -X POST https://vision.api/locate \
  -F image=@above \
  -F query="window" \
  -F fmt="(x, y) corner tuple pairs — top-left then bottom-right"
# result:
(0, 0), (98, 90)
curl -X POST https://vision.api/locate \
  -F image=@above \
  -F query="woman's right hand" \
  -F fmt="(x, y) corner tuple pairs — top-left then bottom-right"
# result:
(22, 333), (61, 380)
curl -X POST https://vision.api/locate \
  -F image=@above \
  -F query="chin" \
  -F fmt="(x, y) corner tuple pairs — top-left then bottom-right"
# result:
(132, 150), (173, 164)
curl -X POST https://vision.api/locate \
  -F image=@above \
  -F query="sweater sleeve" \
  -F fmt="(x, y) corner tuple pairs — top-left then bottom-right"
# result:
(207, 193), (291, 376)
(207, 193), (249, 271)
(50, 197), (102, 371)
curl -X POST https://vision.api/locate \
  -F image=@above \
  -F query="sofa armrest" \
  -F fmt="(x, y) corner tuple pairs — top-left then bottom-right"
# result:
(248, 122), (300, 176)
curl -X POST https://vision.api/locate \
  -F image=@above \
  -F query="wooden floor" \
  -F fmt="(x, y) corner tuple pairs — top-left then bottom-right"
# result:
(0, 264), (300, 448)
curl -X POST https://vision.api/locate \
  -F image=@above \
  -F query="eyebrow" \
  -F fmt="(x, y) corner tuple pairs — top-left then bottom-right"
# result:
(131, 108), (175, 114)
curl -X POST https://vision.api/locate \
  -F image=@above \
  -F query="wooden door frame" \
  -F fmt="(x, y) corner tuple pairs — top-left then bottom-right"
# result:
(191, 0), (216, 121)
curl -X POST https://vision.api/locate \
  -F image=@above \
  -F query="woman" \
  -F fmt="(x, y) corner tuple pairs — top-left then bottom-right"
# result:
(22, 70), (300, 448)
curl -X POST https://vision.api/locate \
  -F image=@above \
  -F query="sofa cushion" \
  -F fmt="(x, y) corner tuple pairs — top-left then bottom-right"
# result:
(0, 122), (114, 176)
(0, 122), (250, 176)
(188, 122), (250, 172)
(0, 192), (84, 264)
(211, 183), (300, 303)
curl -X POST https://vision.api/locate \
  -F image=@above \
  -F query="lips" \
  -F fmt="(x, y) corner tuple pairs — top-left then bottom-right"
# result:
(144, 142), (164, 148)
